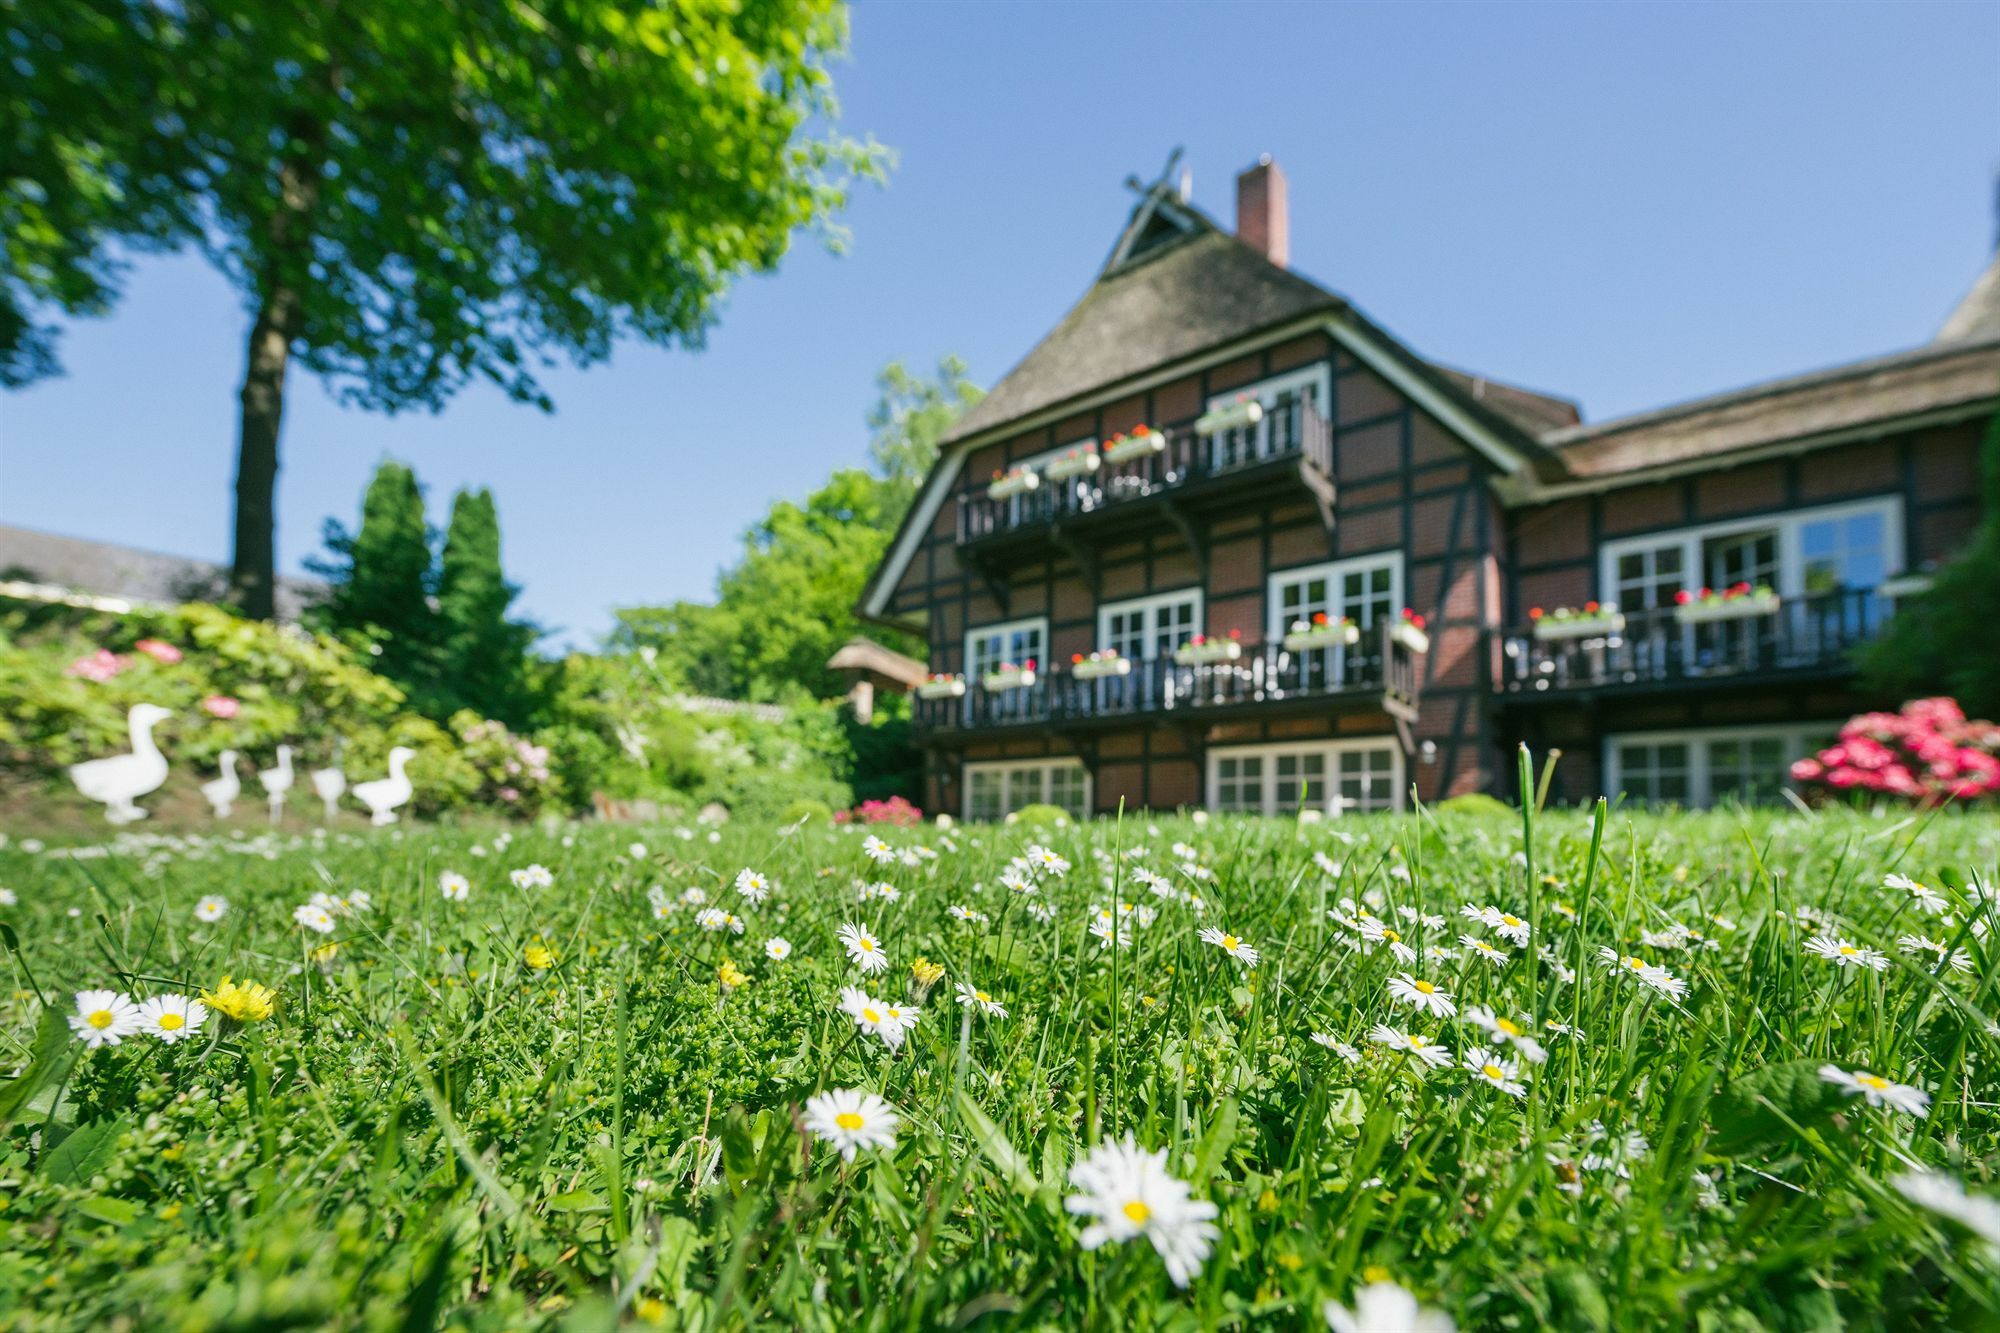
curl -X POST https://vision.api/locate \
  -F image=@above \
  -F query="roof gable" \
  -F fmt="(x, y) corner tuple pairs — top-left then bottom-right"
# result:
(941, 224), (1344, 446)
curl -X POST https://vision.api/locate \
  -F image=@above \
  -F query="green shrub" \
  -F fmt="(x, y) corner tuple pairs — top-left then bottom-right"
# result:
(1435, 792), (1514, 817)
(1008, 802), (1074, 827)
(781, 797), (835, 826)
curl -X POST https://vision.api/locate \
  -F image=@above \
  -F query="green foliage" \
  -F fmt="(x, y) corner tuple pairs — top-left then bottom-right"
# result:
(1861, 412), (2000, 716)
(4, 806), (1998, 1327)
(436, 487), (541, 727)
(1434, 792), (1514, 817)
(1008, 803), (1073, 828)
(614, 357), (981, 706)
(312, 459), (436, 692)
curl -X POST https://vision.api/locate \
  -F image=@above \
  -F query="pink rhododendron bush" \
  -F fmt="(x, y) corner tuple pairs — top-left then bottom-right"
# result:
(1791, 697), (2000, 804)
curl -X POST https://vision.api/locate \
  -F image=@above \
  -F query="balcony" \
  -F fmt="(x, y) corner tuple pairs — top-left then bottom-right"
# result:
(955, 395), (1335, 558)
(913, 625), (1422, 738)
(1499, 587), (1886, 700)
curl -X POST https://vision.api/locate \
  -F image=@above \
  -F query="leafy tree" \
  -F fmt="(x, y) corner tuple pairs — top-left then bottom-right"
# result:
(1860, 412), (2000, 716)
(867, 356), (984, 503)
(613, 358), (981, 702)
(3, 0), (884, 618)
(311, 460), (435, 694)
(436, 487), (541, 727)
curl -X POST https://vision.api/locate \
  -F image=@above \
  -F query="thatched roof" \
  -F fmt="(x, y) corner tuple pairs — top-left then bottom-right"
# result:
(943, 223), (1343, 445)
(1431, 366), (1581, 435)
(1545, 338), (2000, 480)
(1938, 251), (2000, 344)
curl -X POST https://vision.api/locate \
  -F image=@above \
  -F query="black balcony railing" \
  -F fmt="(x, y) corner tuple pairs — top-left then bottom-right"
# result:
(1499, 586), (1886, 696)
(914, 623), (1421, 735)
(956, 395), (1333, 545)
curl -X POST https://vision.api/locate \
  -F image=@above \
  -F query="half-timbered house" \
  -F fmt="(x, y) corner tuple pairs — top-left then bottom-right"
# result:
(857, 158), (2000, 819)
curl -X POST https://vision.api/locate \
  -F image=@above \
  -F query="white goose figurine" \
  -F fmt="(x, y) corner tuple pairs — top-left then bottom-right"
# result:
(310, 762), (347, 822)
(257, 745), (294, 825)
(200, 750), (242, 819)
(352, 746), (415, 826)
(69, 703), (173, 824)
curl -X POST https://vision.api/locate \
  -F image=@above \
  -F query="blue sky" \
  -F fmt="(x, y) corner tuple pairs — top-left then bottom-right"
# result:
(4, 1), (1996, 647)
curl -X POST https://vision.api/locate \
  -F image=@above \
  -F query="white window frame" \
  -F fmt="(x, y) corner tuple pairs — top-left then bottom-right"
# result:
(1603, 723), (1836, 808)
(1206, 739), (1405, 816)
(1266, 553), (1403, 641)
(1205, 364), (1333, 414)
(1097, 587), (1203, 660)
(964, 616), (1049, 677)
(1598, 497), (1903, 603)
(962, 758), (1091, 822)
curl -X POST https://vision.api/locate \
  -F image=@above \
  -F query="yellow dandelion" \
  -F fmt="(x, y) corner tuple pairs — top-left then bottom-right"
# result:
(199, 976), (276, 1023)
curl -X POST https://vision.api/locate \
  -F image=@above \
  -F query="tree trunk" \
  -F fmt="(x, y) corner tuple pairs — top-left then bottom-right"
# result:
(229, 286), (297, 620)
(228, 123), (322, 621)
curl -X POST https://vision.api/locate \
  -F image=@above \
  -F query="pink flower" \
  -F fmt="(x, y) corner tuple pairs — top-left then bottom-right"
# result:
(66, 649), (129, 682)
(201, 695), (240, 719)
(134, 639), (183, 664)
(499, 786), (520, 802)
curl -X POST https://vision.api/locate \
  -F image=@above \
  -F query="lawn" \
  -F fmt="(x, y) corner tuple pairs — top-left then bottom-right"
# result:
(3, 793), (1998, 1329)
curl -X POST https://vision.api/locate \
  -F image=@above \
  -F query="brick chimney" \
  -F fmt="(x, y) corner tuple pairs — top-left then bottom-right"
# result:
(1235, 155), (1288, 267)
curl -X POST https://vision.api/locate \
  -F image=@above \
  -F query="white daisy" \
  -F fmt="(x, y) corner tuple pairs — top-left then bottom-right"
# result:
(510, 864), (554, 890)
(735, 868), (771, 903)
(69, 989), (143, 1048)
(1459, 935), (1510, 967)
(954, 982), (1008, 1018)
(802, 1087), (900, 1161)
(1324, 1281), (1455, 1333)
(1462, 1005), (1549, 1064)
(1359, 918), (1419, 964)
(861, 834), (895, 865)
(1198, 926), (1261, 968)
(1898, 935), (1973, 972)
(439, 872), (470, 902)
(293, 903), (336, 935)
(764, 936), (792, 962)
(1464, 1046), (1528, 1098)
(1369, 1024), (1453, 1069)
(136, 993), (208, 1044)
(1028, 844), (1071, 877)
(194, 895), (229, 923)
(1310, 1032), (1363, 1063)
(1885, 872), (1949, 914)
(1387, 973), (1456, 1018)
(1894, 1171), (2000, 1252)
(1819, 1064), (1930, 1117)
(838, 921), (890, 973)
(1805, 935), (1889, 971)
(1064, 1136), (1219, 1288)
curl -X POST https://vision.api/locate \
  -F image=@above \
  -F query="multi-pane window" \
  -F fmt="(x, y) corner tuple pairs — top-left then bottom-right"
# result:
(963, 760), (1089, 821)
(966, 618), (1047, 678)
(1210, 742), (1401, 816)
(1799, 508), (1888, 596)
(1100, 590), (1201, 661)
(1271, 555), (1400, 634)
(1614, 544), (1685, 610)
(1600, 499), (1901, 606)
(1608, 726), (1830, 808)
(1203, 366), (1331, 465)
(1214, 755), (1265, 813)
(1703, 529), (1779, 591)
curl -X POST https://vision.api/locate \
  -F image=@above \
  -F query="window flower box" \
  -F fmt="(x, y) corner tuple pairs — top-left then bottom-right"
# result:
(988, 467), (1039, 501)
(1878, 573), (1934, 599)
(1391, 610), (1429, 655)
(1102, 427), (1166, 464)
(1282, 614), (1360, 651)
(1043, 445), (1101, 481)
(981, 662), (1037, 691)
(1173, 632), (1242, 667)
(916, 674), (966, 700)
(1529, 601), (1625, 641)
(1071, 651), (1131, 681)
(1195, 395), (1264, 436)
(1674, 584), (1779, 625)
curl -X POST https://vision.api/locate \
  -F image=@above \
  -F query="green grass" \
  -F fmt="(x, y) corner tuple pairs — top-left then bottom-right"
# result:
(2, 793), (1999, 1329)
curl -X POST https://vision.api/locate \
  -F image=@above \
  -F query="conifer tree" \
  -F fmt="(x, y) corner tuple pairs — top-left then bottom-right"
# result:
(314, 460), (435, 694)
(437, 487), (540, 725)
